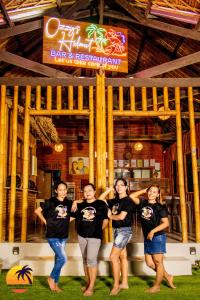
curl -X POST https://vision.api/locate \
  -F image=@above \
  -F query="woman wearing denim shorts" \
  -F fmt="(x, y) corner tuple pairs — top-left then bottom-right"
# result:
(99, 178), (135, 295)
(35, 181), (72, 292)
(130, 184), (176, 293)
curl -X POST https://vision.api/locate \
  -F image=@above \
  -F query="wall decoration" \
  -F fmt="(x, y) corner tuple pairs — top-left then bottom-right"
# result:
(142, 169), (151, 179)
(31, 155), (37, 176)
(66, 182), (75, 201)
(43, 16), (128, 72)
(131, 159), (136, 167)
(69, 157), (89, 175)
(118, 160), (124, 167)
(143, 159), (149, 167)
(133, 169), (142, 179)
(115, 169), (122, 178)
(150, 159), (155, 167)
(137, 159), (143, 168)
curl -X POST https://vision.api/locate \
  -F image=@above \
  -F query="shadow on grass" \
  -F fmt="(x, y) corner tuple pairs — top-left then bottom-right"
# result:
(138, 275), (154, 288)
(98, 276), (112, 289)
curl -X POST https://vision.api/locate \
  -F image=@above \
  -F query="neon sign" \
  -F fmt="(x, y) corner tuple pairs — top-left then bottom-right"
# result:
(43, 16), (128, 73)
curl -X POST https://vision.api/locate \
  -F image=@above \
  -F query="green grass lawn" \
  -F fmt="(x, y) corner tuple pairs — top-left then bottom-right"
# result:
(1, 270), (200, 300)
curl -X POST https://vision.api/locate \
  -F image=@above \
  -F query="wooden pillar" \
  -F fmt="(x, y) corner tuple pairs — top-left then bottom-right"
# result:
(107, 85), (114, 242)
(21, 86), (31, 242)
(188, 87), (200, 242)
(96, 72), (108, 242)
(0, 85), (7, 241)
(89, 86), (94, 184)
(175, 87), (188, 242)
(9, 86), (18, 242)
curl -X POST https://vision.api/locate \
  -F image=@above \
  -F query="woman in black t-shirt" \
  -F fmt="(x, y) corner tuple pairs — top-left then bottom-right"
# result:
(71, 183), (108, 296)
(130, 185), (176, 293)
(35, 181), (72, 292)
(99, 178), (135, 296)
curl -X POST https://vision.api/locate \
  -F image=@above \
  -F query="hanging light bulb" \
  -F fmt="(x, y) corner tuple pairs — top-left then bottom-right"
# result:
(134, 142), (143, 151)
(54, 143), (63, 152)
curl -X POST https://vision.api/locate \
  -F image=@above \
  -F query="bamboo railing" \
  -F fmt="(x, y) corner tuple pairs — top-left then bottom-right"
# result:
(0, 76), (200, 243)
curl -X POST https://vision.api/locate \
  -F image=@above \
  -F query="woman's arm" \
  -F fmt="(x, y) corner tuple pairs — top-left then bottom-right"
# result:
(147, 217), (169, 240)
(108, 209), (127, 221)
(102, 219), (109, 230)
(71, 199), (83, 212)
(34, 206), (47, 225)
(129, 188), (147, 205)
(99, 187), (114, 201)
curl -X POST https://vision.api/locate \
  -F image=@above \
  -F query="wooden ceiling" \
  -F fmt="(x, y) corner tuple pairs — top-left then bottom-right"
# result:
(0, 0), (199, 78)
(0, 0), (199, 143)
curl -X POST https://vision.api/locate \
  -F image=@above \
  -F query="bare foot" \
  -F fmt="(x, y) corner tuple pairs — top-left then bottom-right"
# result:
(83, 289), (93, 296)
(166, 275), (176, 289)
(47, 277), (55, 291)
(110, 287), (120, 296)
(146, 286), (160, 294)
(119, 284), (129, 289)
(81, 285), (89, 292)
(54, 284), (63, 293)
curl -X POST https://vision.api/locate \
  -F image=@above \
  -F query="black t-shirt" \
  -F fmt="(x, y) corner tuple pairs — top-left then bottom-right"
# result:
(41, 197), (72, 238)
(71, 200), (108, 239)
(107, 196), (135, 228)
(138, 199), (168, 238)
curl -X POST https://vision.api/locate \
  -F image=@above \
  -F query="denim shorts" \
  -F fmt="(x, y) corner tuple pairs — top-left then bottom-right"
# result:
(113, 227), (132, 249)
(144, 234), (166, 254)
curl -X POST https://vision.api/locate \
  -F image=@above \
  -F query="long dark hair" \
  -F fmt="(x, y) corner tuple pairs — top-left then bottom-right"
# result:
(83, 183), (96, 191)
(114, 178), (128, 198)
(54, 181), (68, 192)
(146, 184), (163, 204)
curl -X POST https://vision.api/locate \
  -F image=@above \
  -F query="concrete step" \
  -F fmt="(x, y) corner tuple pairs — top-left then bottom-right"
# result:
(19, 255), (192, 276)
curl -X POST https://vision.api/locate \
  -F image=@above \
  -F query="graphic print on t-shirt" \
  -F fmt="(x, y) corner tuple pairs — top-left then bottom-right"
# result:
(55, 204), (68, 218)
(112, 203), (119, 215)
(141, 206), (153, 220)
(81, 207), (96, 221)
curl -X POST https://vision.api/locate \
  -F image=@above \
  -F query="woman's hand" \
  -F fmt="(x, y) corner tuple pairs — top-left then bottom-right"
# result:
(71, 201), (78, 212)
(147, 230), (154, 241)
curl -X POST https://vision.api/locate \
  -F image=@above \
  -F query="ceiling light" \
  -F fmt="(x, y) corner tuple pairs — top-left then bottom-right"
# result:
(54, 143), (63, 152)
(134, 142), (143, 151)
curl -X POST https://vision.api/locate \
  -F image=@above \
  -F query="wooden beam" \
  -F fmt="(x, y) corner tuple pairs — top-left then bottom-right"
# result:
(62, 0), (87, 19)
(0, 1), (89, 39)
(145, 0), (152, 18)
(131, 51), (200, 78)
(99, 0), (104, 25)
(115, 0), (200, 41)
(0, 50), (73, 78)
(106, 77), (200, 87)
(0, 0), (13, 27)
(0, 76), (199, 87)
(0, 19), (43, 39)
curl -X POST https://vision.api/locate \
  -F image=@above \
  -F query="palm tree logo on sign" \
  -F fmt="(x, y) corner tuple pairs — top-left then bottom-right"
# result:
(6, 265), (33, 293)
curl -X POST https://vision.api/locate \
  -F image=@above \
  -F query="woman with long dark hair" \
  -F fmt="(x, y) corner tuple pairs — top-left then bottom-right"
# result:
(130, 184), (176, 293)
(99, 178), (135, 295)
(35, 181), (72, 292)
